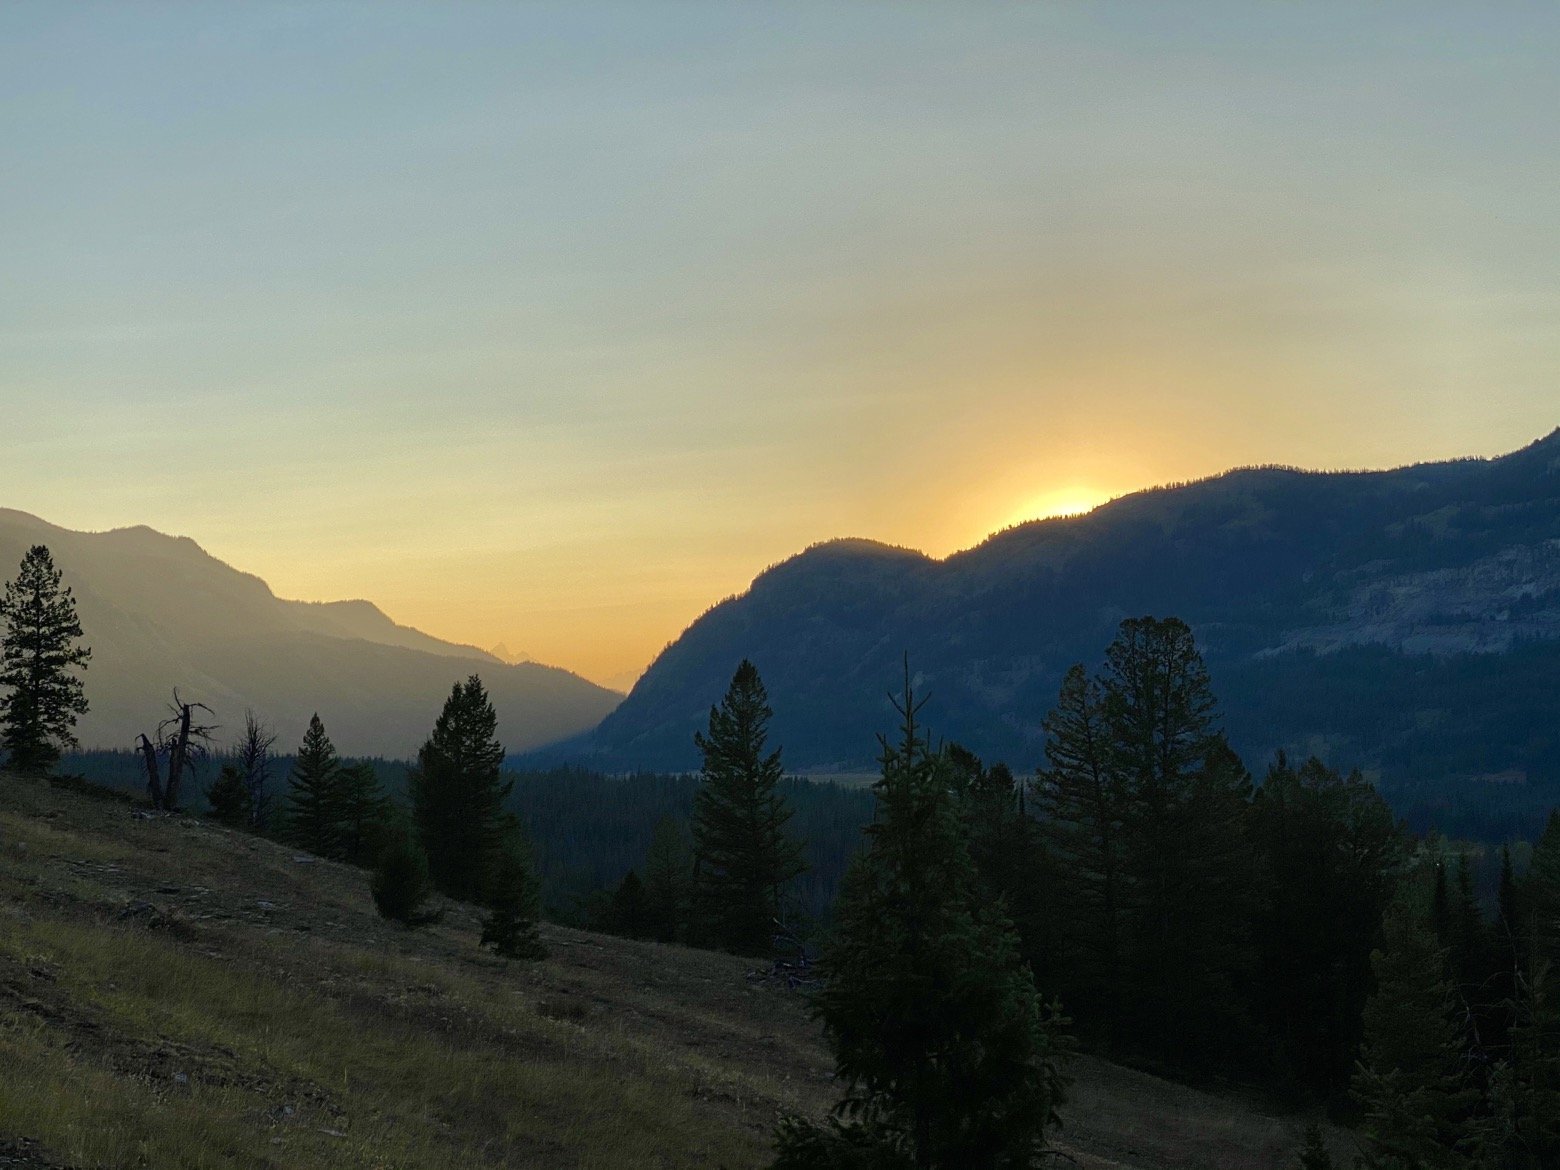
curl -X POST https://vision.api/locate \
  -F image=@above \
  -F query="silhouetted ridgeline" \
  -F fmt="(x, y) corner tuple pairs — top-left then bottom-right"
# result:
(559, 431), (1560, 814)
(0, 509), (620, 757)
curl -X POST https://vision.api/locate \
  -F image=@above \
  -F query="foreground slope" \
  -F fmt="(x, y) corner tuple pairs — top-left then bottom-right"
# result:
(0, 511), (619, 757)
(0, 775), (1340, 1169)
(577, 431), (1560, 784)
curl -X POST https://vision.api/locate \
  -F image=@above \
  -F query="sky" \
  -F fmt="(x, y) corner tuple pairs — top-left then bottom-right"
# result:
(4, 3), (1559, 689)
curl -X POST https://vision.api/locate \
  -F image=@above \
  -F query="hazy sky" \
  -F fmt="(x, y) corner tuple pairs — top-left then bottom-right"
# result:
(4, 4), (1558, 688)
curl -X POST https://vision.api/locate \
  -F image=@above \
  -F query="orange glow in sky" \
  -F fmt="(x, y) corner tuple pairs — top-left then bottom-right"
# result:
(1005, 489), (1111, 529)
(5, 5), (1559, 690)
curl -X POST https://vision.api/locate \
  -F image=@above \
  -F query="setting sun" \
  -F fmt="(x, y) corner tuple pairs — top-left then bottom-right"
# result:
(1006, 488), (1111, 529)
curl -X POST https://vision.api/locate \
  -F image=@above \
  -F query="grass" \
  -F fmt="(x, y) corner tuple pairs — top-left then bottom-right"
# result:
(1, 772), (1344, 1168)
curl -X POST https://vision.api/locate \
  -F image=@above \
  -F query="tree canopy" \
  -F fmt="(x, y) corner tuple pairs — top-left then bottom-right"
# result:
(0, 544), (90, 775)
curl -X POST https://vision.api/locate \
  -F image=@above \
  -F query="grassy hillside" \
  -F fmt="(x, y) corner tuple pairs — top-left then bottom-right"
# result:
(0, 774), (1340, 1169)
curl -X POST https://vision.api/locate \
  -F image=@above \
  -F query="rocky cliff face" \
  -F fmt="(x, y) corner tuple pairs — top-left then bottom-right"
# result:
(1268, 538), (1560, 657)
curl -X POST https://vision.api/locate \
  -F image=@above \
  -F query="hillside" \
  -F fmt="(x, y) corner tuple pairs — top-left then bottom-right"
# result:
(0, 511), (620, 758)
(570, 431), (1560, 794)
(0, 774), (1340, 1168)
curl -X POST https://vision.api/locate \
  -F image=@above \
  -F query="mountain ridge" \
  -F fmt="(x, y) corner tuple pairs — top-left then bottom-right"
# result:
(563, 430), (1560, 788)
(0, 510), (617, 758)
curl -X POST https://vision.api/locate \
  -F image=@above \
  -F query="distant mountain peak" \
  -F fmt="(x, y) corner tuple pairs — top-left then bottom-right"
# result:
(489, 642), (534, 665)
(0, 511), (618, 756)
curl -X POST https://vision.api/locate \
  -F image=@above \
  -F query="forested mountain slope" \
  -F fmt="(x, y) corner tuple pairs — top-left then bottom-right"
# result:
(573, 431), (1560, 801)
(0, 511), (619, 757)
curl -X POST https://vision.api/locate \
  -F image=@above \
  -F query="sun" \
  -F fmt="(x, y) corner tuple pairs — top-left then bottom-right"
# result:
(1006, 488), (1108, 528)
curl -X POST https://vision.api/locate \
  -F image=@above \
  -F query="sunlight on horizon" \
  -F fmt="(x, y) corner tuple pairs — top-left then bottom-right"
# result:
(1004, 488), (1111, 530)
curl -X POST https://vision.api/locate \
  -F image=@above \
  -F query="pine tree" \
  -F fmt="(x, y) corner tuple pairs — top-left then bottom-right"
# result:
(1525, 812), (1560, 965)
(337, 760), (391, 867)
(280, 714), (345, 859)
(692, 660), (806, 955)
(372, 828), (438, 926)
(608, 869), (649, 938)
(774, 671), (1067, 1169)
(410, 675), (512, 903)
(641, 815), (693, 943)
(1100, 616), (1253, 1068)
(1295, 1123), (1334, 1170)
(480, 823), (546, 959)
(1478, 958), (1560, 1170)
(204, 763), (252, 828)
(0, 545), (90, 775)
(1249, 754), (1402, 1099)
(1352, 892), (1477, 1170)
(1498, 845), (1523, 958)
(948, 746), (1054, 994)
(1036, 663), (1128, 1052)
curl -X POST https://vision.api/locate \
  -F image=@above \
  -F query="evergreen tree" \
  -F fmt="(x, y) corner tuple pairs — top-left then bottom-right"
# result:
(607, 869), (649, 938)
(774, 672), (1067, 1169)
(1100, 616), (1254, 1068)
(0, 545), (90, 775)
(410, 675), (511, 902)
(204, 763), (253, 828)
(1036, 663), (1128, 1052)
(1352, 892), (1477, 1170)
(692, 660), (806, 955)
(1481, 959), (1560, 1170)
(1295, 1123), (1334, 1170)
(481, 823), (547, 959)
(372, 829), (439, 925)
(1524, 812), (1560, 965)
(280, 714), (345, 859)
(337, 760), (392, 867)
(1433, 855), (1453, 952)
(641, 815), (693, 943)
(1249, 754), (1402, 1100)
(1498, 845), (1524, 961)
(947, 745), (1053, 992)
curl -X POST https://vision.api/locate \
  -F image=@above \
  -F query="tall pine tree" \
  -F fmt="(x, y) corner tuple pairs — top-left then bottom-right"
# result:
(775, 671), (1067, 1169)
(641, 815), (693, 944)
(337, 760), (392, 867)
(0, 545), (90, 775)
(481, 821), (547, 959)
(411, 675), (512, 902)
(1524, 812), (1560, 965)
(947, 745), (1054, 998)
(1249, 754), (1402, 1100)
(1100, 616), (1253, 1068)
(691, 660), (806, 955)
(1036, 663), (1128, 1052)
(280, 714), (345, 859)
(1352, 892), (1477, 1170)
